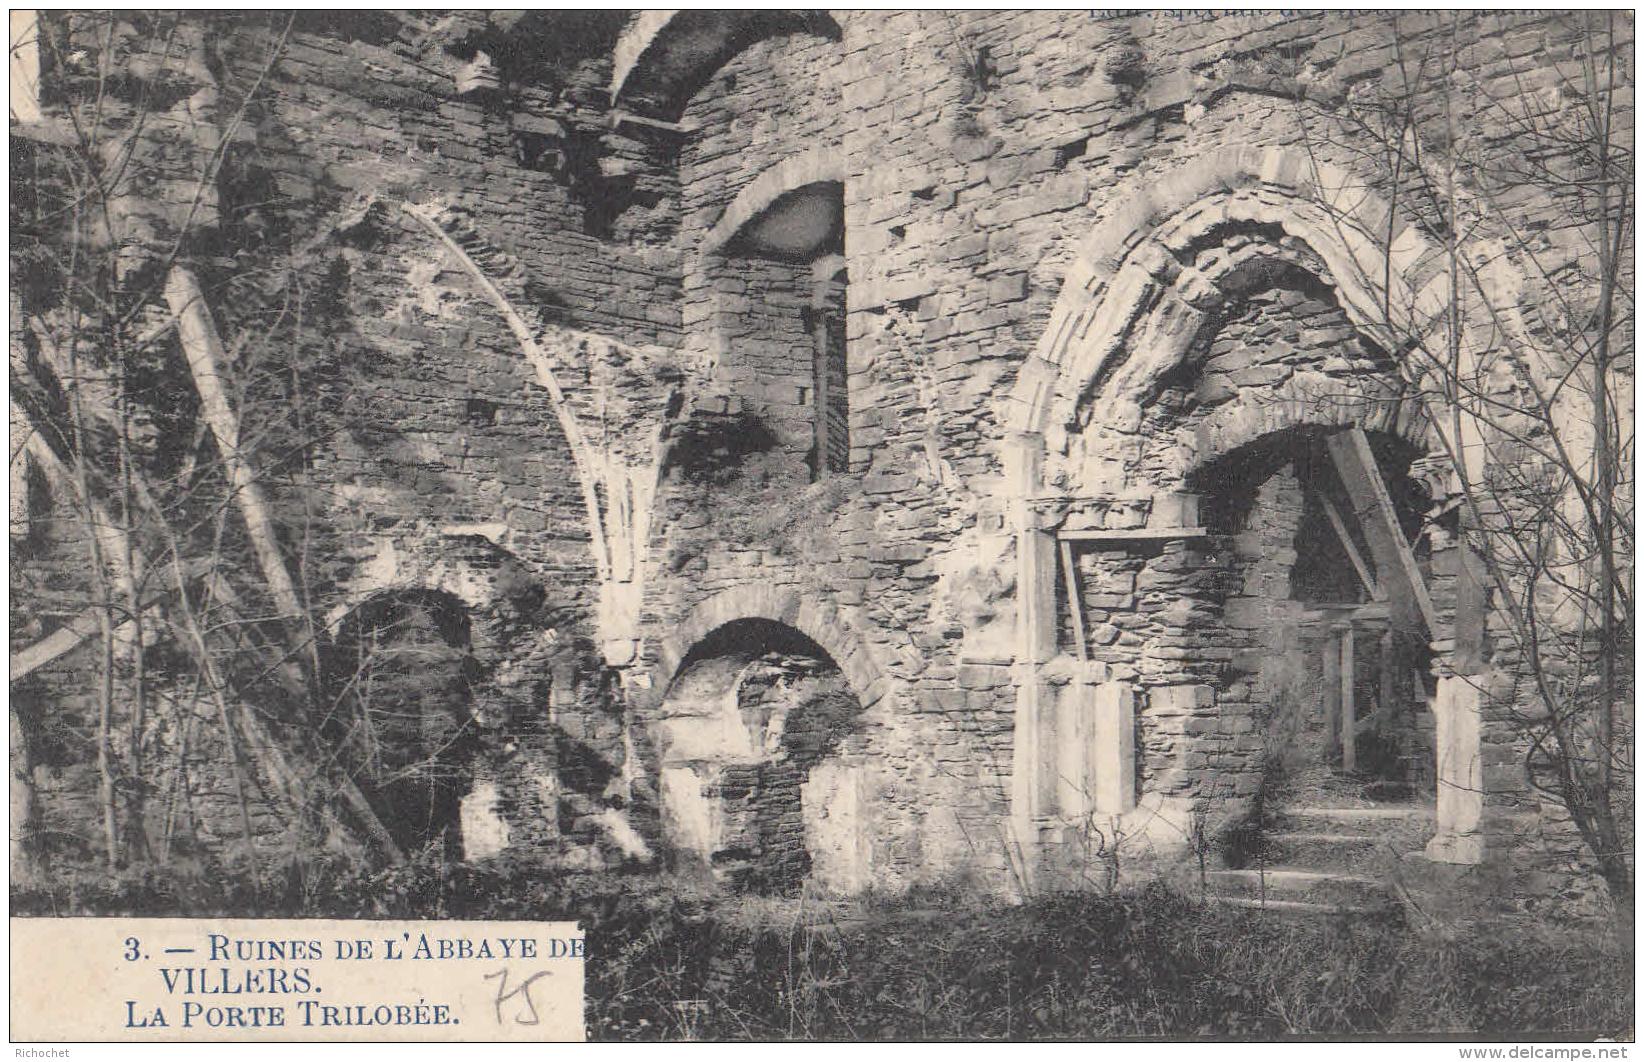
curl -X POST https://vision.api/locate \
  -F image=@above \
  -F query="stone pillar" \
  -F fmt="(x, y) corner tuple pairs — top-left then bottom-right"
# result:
(1425, 677), (1484, 863)
(458, 779), (512, 860)
(660, 765), (721, 870)
(1322, 625), (1341, 752)
(1092, 680), (1137, 815)
(802, 758), (870, 895)
(1054, 664), (1108, 822)
(1012, 530), (1057, 819)
(1016, 534), (1058, 666)
(1338, 624), (1356, 774)
(1006, 432), (1053, 885)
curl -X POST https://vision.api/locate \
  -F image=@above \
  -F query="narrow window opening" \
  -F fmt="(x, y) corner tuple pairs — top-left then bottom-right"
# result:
(811, 269), (849, 479)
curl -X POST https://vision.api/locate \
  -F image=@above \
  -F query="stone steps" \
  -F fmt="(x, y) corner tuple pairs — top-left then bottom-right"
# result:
(1258, 830), (1380, 870)
(1203, 867), (1392, 912)
(1207, 895), (1386, 917)
(1269, 804), (1436, 848)
(1203, 801), (1436, 916)
(1275, 804), (1436, 829)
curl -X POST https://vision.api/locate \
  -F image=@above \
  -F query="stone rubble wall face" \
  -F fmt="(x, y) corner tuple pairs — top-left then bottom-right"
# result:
(13, 12), (1628, 907)
(220, 22), (684, 864)
(18, 15), (687, 868)
(641, 11), (1629, 901)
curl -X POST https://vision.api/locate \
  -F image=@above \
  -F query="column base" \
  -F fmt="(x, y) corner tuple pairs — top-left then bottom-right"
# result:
(1423, 831), (1485, 865)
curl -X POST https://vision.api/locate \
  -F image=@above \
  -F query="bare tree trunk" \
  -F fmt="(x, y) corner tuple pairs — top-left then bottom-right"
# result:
(62, 308), (122, 870)
(144, 483), (409, 868)
(114, 323), (151, 864)
(163, 267), (414, 863)
(93, 568), (119, 869)
(10, 709), (44, 882)
(164, 266), (306, 622)
(1290, 14), (1634, 925)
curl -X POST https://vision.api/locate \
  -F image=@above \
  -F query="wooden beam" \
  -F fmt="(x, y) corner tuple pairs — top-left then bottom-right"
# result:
(1340, 625), (1356, 774)
(1325, 428), (1437, 635)
(1302, 602), (1390, 624)
(609, 108), (696, 134)
(1059, 538), (1087, 662)
(1312, 487), (1383, 600)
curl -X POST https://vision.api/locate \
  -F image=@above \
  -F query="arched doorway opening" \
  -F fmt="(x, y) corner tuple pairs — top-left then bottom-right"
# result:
(655, 617), (865, 893)
(1188, 426), (1438, 804)
(320, 590), (481, 858)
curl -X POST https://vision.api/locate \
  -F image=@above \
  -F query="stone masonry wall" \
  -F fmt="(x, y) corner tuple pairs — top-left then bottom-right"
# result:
(227, 17), (695, 867)
(640, 10), (1629, 902)
(14, 12), (690, 870)
(11, 12), (1629, 909)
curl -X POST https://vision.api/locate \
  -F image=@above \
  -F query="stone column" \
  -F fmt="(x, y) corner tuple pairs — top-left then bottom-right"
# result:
(1424, 676), (1484, 863)
(1012, 528), (1058, 821)
(660, 764), (722, 872)
(1006, 432), (1053, 885)
(1092, 680), (1136, 815)
(1055, 676), (1088, 823)
(1338, 624), (1356, 774)
(802, 757), (870, 895)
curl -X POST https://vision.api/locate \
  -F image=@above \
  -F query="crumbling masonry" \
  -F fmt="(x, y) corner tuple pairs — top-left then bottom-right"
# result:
(9, 11), (1632, 916)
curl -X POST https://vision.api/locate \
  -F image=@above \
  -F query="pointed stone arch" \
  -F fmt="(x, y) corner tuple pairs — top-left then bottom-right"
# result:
(1004, 144), (1455, 444)
(1001, 145), (1489, 872)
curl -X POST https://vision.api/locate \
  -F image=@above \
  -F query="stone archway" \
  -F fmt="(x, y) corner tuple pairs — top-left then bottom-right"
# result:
(322, 589), (480, 857)
(610, 10), (842, 122)
(648, 586), (882, 893)
(1001, 146), (1484, 874)
(1003, 144), (1455, 449)
(703, 148), (847, 255)
(652, 584), (884, 706)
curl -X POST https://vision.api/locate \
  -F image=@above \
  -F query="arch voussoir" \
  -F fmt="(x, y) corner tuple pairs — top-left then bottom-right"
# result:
(652, 585), (882, 708)
(703, 147), (847, 255)
(1006, 144), (1449, 442)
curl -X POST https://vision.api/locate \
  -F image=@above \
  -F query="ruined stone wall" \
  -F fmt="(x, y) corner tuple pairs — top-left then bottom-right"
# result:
(11, 11), (1629, 907)
(214, 16), (693, 866)
(635, 10), (1629, 901)
(691, 255), (817, 475)
(12, 12), (689, 871)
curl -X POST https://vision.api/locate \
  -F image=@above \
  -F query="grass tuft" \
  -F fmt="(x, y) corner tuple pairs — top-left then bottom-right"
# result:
(12, 858), (1633, 1040)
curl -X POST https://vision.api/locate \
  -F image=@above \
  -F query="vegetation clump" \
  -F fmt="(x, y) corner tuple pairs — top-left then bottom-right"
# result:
(13, 860), (1632, 1041)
